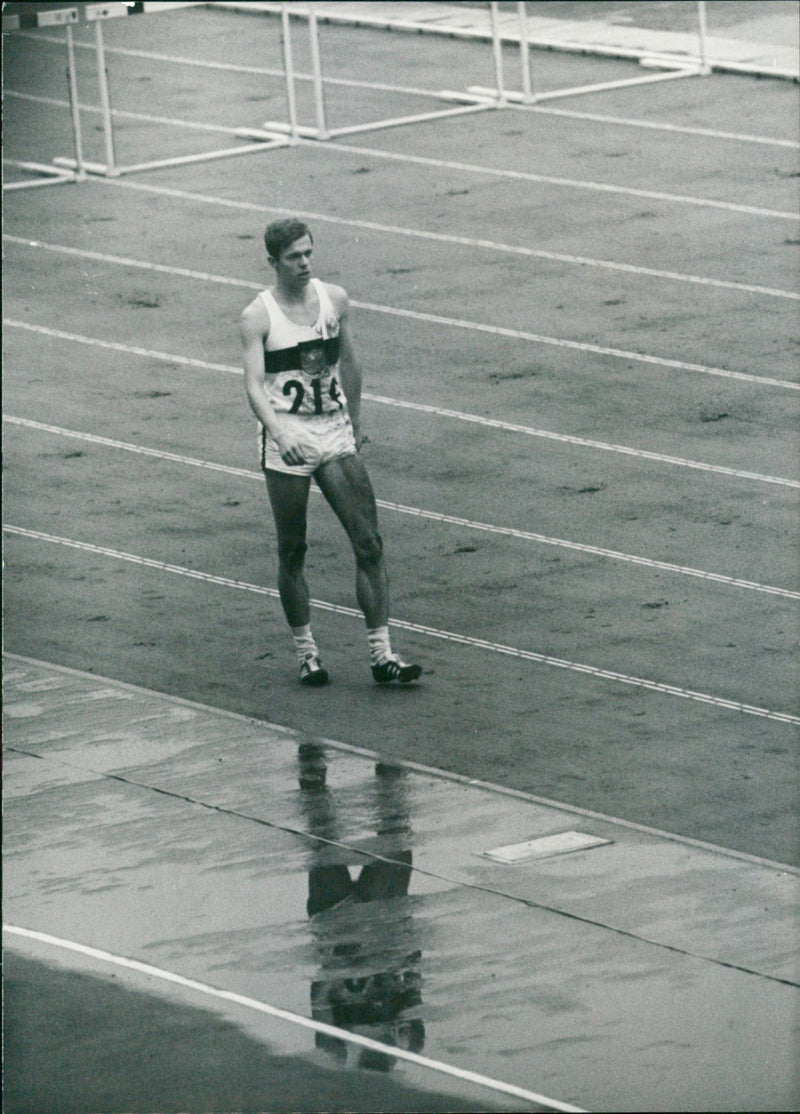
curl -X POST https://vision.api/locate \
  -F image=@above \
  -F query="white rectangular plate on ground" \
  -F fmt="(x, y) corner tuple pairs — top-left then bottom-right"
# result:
(482, 831), (612, 863)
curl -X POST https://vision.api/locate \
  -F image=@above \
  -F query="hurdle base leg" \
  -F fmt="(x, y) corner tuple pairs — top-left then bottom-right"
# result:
(262, 120), (320, 141)
(53, 156), (119, 177)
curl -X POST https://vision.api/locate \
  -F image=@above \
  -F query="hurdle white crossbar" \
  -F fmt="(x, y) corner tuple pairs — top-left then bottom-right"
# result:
(0, 2), (204, 32)
(264, 1), (503, 142)
(2, 0), (296, 181)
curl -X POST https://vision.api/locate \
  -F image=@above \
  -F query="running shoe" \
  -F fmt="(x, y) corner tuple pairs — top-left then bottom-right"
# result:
(300, 655), (330, 686)
(371, 656), (422, 685)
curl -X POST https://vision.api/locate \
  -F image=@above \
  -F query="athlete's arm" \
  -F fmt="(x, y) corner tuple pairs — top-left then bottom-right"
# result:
(241, 299), (307, 465)
(241, 299), (276, 427)
(328, 286), (363, 446)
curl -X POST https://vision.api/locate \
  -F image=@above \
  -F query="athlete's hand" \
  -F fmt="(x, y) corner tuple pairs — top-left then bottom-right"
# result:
(275, 432), (308, 466)
(352, 422), (369, 452)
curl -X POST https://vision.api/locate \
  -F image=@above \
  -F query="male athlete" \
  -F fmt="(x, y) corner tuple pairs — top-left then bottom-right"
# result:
(241, 218), (422, 688)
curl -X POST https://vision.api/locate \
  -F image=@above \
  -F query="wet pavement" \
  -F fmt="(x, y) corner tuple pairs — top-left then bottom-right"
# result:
(4, 653), (799, 1112)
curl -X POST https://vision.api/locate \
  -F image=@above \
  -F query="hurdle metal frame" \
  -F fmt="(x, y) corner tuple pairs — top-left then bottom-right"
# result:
(2, 0), (293, 189)
(3, 0), (716, 189)
(256, 0), (711, 142)
(2, 6), (86, 190)
(261, 1), (507, 142)
(257, 0), (713, 139)
(469, 1), (711, 107)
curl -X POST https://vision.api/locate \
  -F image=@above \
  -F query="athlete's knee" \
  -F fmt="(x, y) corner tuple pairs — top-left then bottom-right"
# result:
(353, 528), (384, 570)
(278, 536), (308, 572)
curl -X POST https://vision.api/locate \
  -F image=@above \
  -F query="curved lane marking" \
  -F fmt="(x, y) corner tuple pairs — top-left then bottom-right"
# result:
(3, 925), (585, 1113)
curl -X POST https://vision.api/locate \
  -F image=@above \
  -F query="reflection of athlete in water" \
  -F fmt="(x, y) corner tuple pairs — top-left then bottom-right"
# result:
(298, 743), (424, 1071)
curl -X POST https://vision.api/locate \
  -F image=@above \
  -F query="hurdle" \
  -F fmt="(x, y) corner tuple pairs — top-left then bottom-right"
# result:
(2, 5), (86, 190)
(468, 0), (711, 107)
(260, 1), (506, 142)
(2, 0), (295, 187)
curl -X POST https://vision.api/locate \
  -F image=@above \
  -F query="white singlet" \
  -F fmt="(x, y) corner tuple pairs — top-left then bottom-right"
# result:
(258, 278), (356, 475)
(259, 279), (346, 416)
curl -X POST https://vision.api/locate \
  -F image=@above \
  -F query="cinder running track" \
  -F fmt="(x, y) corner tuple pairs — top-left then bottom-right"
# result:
(3, 3), (798, 1111)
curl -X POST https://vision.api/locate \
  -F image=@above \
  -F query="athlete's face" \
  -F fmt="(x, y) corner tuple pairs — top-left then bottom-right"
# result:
(273, 235), (313, 288)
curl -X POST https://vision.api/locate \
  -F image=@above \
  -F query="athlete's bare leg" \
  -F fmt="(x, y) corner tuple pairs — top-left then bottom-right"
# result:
(315, 453), (389, 629)
(265, 470), (313, 628)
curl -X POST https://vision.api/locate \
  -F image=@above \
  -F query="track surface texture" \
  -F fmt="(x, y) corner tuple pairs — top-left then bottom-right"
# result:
(3, 3), (799, 871)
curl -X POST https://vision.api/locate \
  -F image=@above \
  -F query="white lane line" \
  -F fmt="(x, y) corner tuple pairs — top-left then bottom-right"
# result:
(365, 392), (800, 487)
(4, 318), (235, 373)
(14, 29), (798, 149)
(6, 415), (799, 600)
(321, 140), (799, 221)
(3, 236), (263, 290)
(5, 46), (472, 100)
(7, 226), (799, 302)
(356, 308), (800, 393)
(5, 320), (798, 485)
(3, 90), (270, 138)
(6, 62), (798, 218)
(5, 525), (798, 725)
(12, 217), (797, 387)
(3, 925), (584, 1113)
(375, 498), (800, 599)
(527, 105), (800, 149)
(103, 180), (800, 307)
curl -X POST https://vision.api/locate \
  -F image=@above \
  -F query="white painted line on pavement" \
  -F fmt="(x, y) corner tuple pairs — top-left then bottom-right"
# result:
(9, 223), (796, 388)
(79, 178), (800, 300)
(4, 525), (799, 725)
(5, 321), (798, 483)
(527, 105), (800, 149)
(6, 415), (799, 600)
(363, 391), (800, 485)
(7, 228), (798, 304)
(14, 29), (798, 148)
(3, 924), (585, 1113)
(324, 139), (800, 220)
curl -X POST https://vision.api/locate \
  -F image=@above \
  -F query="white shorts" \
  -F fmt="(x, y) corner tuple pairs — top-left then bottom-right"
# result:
(259, 410), (357, 476)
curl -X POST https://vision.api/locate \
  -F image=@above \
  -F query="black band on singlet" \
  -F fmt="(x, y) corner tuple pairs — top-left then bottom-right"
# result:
(263, 336), (340, 374)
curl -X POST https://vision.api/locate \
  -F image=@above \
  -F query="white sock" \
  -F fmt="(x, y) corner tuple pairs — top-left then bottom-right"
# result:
(367, 625), (394, 667)
(292, 624), (319, 664)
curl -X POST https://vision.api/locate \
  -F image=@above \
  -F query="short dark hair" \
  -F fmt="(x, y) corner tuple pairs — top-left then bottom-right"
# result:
(264, 218), (313, 261)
